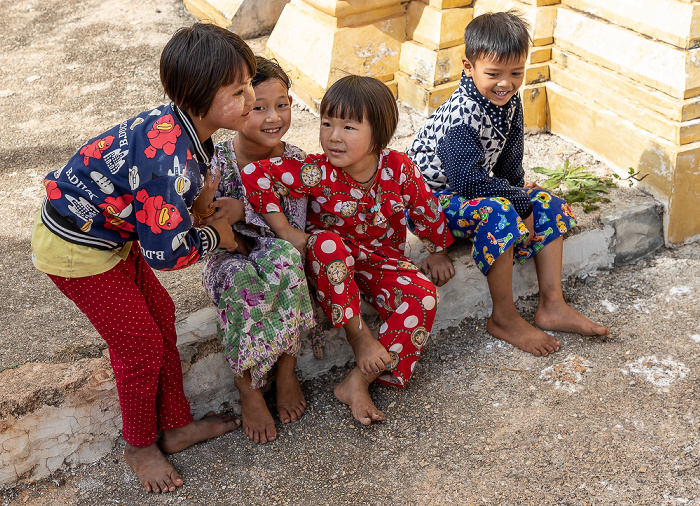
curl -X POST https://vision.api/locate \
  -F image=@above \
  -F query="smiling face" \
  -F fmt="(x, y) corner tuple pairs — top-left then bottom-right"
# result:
(319, 115), (377, 176)
(197, 72), (255, 138)
(238, 78), (292, 149)
(462, 55), (525, 107)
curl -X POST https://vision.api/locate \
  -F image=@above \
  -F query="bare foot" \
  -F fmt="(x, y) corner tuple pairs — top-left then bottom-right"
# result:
(124, 443), (182, 493)
(275, 354), (306, 424)
(237, 381), (277, 444)
(535, 300), (609, 336)
(347, 325), (391, 375)
(487, 310), (561, 357)
(159, 412), (240, 454)
(333, 367), (385, 425)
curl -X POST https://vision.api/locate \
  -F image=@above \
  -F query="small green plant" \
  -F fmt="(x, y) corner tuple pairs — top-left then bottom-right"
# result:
(533, 159), (614, 212)
(613, 167), (648, 187)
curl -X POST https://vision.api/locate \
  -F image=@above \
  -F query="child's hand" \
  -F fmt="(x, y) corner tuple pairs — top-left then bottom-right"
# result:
(523, 181), (542, 190)
(420, 250), (455, 287)
(199, 197), (245, 226)
(279, 227), (311, 259)
(522, 213), (536, 246)
(208, 218), (238, 252)
(232, 230), (252, 256)
(205, 166), (221, 192)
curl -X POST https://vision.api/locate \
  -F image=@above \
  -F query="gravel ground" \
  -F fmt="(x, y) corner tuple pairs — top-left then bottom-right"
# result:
(3, 0), (699, 503)
(3, 243), (700, 505)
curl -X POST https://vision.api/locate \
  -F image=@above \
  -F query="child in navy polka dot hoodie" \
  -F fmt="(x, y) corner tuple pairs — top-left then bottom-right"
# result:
(408, 11), (608, 357)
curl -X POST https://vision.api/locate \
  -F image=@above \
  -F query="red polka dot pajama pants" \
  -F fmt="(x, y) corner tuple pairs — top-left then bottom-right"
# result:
(48, 245), (193, 447)
(306, 231), (438, 388)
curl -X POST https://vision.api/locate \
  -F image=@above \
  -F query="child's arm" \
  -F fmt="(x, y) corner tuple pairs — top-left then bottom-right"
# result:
(261, 212), (310, 257)
(399, 153), (455, 286)
(491, 99), (527, 188)
(420, 250), (454, 287)
(241, 156), (317, 256)
(191, 167), (221, 226)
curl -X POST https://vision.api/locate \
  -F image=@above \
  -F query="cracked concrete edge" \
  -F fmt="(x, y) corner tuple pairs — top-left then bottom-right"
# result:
(0, 200), (663, 488)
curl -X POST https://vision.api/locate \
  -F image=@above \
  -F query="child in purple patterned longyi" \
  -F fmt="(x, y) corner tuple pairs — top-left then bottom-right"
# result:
(195, 57), (323, 445)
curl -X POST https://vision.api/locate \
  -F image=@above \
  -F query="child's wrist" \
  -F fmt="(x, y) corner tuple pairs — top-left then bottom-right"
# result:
(192, 206), (216, 220)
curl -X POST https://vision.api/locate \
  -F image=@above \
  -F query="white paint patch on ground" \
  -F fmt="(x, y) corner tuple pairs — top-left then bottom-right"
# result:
(623, 356), (690, 387)
(601, 300), (617, 312)
(633, 302), (650, 313)
(540, 354), (593, 393)
(669, 286), (691, 296)
(690, 335), (700, 344)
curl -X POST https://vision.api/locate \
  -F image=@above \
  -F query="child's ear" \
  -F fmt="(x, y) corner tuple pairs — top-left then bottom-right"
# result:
(462, 57), (474, 77)
(288, 94), (293, 107)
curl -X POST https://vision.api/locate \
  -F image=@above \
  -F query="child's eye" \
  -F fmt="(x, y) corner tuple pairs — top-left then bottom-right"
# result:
(344, 125), (355, 130)
(486, 73), (499, 77)
(321, 121), (331, 127)
(253, 106), (265, 111)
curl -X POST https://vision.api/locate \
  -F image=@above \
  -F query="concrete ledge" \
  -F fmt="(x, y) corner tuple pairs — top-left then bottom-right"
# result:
(0, 197), (663, 487)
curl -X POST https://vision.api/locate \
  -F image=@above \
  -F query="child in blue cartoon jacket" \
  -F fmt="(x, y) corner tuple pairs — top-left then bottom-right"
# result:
(31, 23), (253, 494)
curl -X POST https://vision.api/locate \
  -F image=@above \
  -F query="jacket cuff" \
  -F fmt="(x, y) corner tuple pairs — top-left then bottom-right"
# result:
(200, 225), (220, 252)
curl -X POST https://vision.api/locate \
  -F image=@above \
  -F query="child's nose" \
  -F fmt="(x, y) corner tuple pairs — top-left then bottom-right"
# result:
(329, 127), (342, 141)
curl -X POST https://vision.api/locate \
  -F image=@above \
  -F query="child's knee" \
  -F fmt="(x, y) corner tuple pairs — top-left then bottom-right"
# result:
(307, 231), (346, 258)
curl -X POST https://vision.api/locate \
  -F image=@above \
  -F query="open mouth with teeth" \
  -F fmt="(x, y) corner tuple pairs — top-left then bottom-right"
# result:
(262, 127), (282, 134)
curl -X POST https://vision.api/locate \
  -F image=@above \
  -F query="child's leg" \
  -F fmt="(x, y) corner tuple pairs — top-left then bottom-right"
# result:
(335, 259), (439, 425)
(306, 231), (391, 374)
(533, 236), (609, 336)
(234, 369), (277, 444)
(233, 355), (306, 445)
(206, 237), (313, 442)
(274, 353), (306, 424)
(354, 261), (439, 388)
(49, 247), (238, 492)
(484, 245), (562, 357)
(514, 189), (608, 337)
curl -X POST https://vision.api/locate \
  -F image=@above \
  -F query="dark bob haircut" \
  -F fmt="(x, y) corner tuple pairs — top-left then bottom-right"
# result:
(252, 56), (291, 90)
(320, 75), (398, 156)
(160, 23), (256, 118)
(464, 10), (531, 65)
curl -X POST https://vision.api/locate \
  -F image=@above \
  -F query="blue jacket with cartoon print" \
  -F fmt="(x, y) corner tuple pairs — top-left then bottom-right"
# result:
(41, 103), (220, 270)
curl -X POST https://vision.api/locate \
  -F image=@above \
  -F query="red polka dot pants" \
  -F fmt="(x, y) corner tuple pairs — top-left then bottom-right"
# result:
(48, 244), (193, 447)
(306, 231), (438, 388)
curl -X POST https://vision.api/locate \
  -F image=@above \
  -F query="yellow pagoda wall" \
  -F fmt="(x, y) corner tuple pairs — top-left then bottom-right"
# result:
(184, 0), (700, 244)
(547, 1), (700, 244)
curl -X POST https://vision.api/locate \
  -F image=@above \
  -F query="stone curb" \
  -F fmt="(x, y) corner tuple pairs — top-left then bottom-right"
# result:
(0, 200), (663, 488)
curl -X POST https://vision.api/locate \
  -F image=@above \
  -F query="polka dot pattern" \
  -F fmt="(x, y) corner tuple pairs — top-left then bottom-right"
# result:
(306, 230), (439, 389)
(48, 245), (193, 447)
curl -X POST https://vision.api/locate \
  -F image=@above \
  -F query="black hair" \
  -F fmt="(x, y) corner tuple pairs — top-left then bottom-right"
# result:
(320, 75), (398, 156)
(464, 10), (531, 64)
(252, 56), (291, 90)
(160, 23), (256, 118)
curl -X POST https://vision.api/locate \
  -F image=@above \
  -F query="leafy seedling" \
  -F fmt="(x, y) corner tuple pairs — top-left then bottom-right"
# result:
(533, 159), (615, 212)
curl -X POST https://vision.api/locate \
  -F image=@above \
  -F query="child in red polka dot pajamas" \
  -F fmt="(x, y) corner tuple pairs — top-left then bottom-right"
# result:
(30, 24), (255, 493)
(243, 76), (455, 425)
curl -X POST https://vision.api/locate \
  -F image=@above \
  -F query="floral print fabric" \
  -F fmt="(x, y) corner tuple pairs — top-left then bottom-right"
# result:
(202, 138), (321, 388)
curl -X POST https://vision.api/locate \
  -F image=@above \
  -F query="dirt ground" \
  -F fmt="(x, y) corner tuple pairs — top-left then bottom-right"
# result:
(2, 0), (700, 504)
